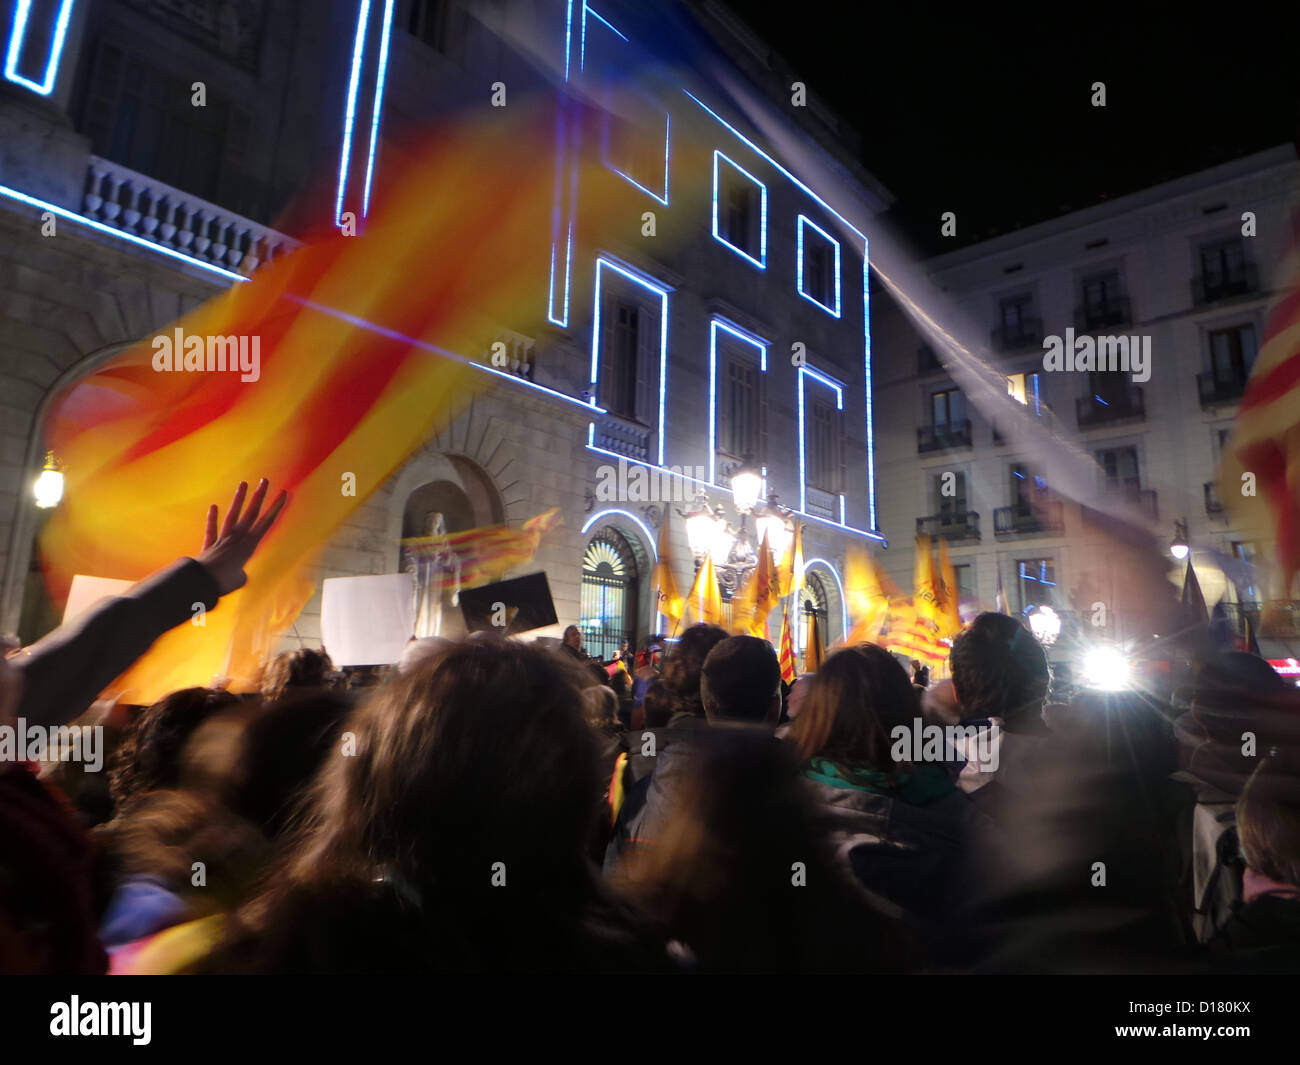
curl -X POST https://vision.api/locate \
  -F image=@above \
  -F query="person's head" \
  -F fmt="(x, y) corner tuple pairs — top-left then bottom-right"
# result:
(659, 624), (728, 719)
(615, 729), (906, 973)
(949, 612), (1050, 729)
(260, 648), (334, 702)
(619, 639), (629, 653)
(563, 625), (583, 649)
(787, 644), (919, 773)
(109, 687), (241, 811)
(701, 636), (782, 725)
(642, 679), (672, 729)
(285, 636), (600, 896)
(1237, 759), (1300, 889)
(399, 636), (453, 675)
(581, 685), (620, 736)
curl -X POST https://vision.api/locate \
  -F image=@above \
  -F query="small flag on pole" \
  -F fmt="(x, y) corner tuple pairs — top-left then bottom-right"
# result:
(778, 605), (797, 683)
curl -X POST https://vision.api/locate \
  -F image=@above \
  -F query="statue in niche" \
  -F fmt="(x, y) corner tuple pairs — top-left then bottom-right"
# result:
(406, 512), (462, 638)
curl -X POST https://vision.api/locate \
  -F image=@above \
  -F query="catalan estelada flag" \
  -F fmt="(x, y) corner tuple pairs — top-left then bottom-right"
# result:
(401, 508), (562, 594)
(778, 605), (797, 683)
(1219, 210), (1300, 597)
(37, 99), (629, 702)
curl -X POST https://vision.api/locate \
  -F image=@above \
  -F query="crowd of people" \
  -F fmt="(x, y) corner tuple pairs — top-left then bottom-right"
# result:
(3, 480), (1300, 974)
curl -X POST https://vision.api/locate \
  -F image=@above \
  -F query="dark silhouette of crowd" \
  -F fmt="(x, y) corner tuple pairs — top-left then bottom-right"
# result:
(3, 480), (1300, 974)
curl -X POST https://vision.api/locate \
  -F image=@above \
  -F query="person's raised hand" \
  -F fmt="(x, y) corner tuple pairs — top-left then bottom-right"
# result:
(194, 479), (288, 596)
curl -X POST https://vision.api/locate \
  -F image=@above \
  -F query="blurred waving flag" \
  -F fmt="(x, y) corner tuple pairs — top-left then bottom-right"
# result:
(38, 97), (638, 702)
(1219, 211), (1300, 597)
(401, 508), (563, 595)
(778, 606), (797, 683)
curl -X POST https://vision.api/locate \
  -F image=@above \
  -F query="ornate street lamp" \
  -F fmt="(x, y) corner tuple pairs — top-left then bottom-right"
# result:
(1169, 519), (1190, 561)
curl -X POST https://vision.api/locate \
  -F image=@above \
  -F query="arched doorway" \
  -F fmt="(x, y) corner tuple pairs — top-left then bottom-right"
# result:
(581, 528), (639, 661)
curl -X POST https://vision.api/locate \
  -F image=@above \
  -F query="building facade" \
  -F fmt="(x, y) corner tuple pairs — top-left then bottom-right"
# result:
(0, 0), (891, 660)
(871, 145), (1300, 652)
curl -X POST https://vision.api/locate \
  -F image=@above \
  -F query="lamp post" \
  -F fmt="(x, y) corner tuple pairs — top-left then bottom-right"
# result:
(1169, 519), (1190, 561)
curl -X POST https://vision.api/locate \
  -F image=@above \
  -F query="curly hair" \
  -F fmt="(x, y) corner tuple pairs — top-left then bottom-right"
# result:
(108, 688), (240, 812)
(949, 612), (1049, 730)
(658, 624), (728, 720)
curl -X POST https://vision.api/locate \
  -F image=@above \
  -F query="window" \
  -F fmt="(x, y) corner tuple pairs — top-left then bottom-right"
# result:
(606, 107), (670, 204)
(1088, 367), (1130, 407)
(1009, 463), (1049, 509)
(1200, 238), (1247, 291)
(408, 0), (456, 51)
(1016, 558), (1056, 611)
(932, 389), (966, 427)
(797, 216), (841, 316)
(1209, 324), (1257, 385)
(79, 42), (256, 217)
(952, 563), (974, 601)
(934, 471), (968, 515)
(1080, 270), (1125, 327)
(600, 299), (642, 419)
(713, 152), (766, 267)
(721, 358), (759, 461)
(808, 399), (841, 492)
(1007, 371), (1042, 414)
(1095, 446), (1140, 490)
(998, 294), (1036, 343)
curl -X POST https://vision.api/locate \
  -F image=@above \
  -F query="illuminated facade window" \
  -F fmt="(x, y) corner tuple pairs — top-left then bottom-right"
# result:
(712, 151), (766, 268)
(797, 215), (841, 316)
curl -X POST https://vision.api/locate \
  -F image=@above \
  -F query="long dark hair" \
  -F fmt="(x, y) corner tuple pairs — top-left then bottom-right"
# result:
(209, 637), (667, 973)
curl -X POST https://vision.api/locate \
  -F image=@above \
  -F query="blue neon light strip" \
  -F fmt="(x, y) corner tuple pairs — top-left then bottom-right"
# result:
(0, 182), (250, 283)
(589, 256), (670, 464)
(797, 364), (844, 518)
(708, 318), (768, 485)
(796, 214), (842, 318)
(581, 508), (658, 559)
(608, 111), (671, 206)
(360, 0), (394, 220)
(547, 224), (573, 327)
(3, 0), (75, 96)
(863, 238), (876, 529)
(803, 556), (850, 635)
(335, 0), (371, 227)
(711, 150), (767, 269)
(582, 443), (883, 542)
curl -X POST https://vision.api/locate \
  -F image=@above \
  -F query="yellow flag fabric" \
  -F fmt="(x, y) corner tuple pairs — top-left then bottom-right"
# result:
(934, 537), (964, 639)
(842, 543), (892, 646)
(686, 555), (724, 627)
(778, 605), (797, 683)
(651, 508), (684, 630)
(802, 609), (824, 673)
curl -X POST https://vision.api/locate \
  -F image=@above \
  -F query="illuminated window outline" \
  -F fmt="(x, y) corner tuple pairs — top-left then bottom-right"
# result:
(803, 557), (849, 636)
(712, 150), (767, 270)
(4, 0), (75, 96)
(796, 214), (842, 318)
(605, 110), (671, 206)
(708, 318), (768, 486)
(797, 364), (845, 520)
(589, 256), (670, 467)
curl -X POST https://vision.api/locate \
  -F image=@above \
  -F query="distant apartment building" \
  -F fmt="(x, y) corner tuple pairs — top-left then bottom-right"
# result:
(871, 144), (1300, 651)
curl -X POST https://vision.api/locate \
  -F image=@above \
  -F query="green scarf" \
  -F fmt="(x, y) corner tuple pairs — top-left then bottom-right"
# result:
(804, 757), (954, 805)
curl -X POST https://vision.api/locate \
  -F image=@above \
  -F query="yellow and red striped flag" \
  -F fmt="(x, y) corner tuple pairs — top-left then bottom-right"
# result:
(935, 537), (964, 639)
(1219, 211), (1300, 597)
(778, 605), (797, 683)
(37, 99), (631, 702)
(401, 507), (562, 593)
(841, 543), (894, 646)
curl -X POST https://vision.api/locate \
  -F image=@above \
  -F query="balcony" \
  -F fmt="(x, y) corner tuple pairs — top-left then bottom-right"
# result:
(1074, 297), (1132, 332)
(991, 318), (1043, 352)
(1076, 385), (1145, 428)
(917, 511), (980, 542)
(994, 500), (1065, 538)
(1197, 370), (1248, 408)
(1082, 480), (1158, 525)
(593, 413), (652, 463)
(1192, 263), (1259, 305)
(917, 419), (972, 453)
(1204, 481), (1224, 516)
(80, 156), (299, 277)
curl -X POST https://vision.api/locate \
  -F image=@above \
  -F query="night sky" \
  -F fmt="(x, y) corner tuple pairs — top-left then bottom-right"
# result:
(739, 2), (1300, 255)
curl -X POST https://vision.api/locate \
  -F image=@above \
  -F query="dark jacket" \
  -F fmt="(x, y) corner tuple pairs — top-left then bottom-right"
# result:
(603, 711), (709, 873)
(13, 558), (220, 729)
(803, 760), (974, 924)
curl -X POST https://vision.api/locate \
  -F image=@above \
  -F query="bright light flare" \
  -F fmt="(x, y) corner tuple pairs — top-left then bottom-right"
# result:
(1081, 646), (1131, 691)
